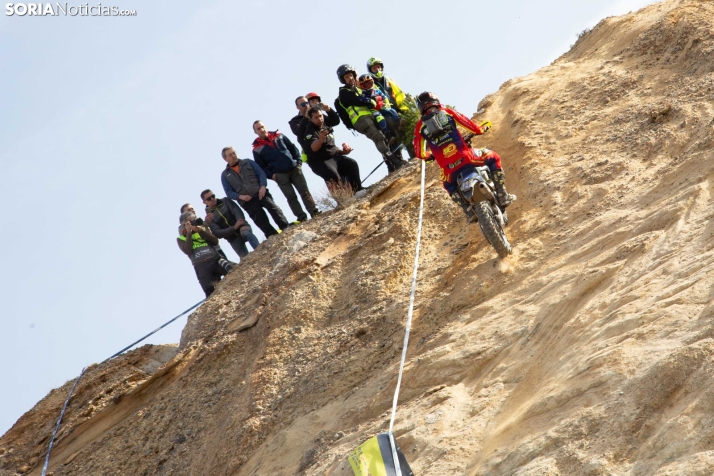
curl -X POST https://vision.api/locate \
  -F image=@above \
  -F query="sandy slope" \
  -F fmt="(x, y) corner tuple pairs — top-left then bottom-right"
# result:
(3, 0), (714, 474)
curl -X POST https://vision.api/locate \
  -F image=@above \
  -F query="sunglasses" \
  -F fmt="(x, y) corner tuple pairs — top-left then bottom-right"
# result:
(299, 101), (309, 107)
(203, 194), (216, 201)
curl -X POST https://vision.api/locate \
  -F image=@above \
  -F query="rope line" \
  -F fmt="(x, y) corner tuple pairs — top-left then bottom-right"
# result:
(387, 159), (426, 474)
(40, 299), (205, 476)
(40, 367), (86, 476)
(360, 159), (386, 186)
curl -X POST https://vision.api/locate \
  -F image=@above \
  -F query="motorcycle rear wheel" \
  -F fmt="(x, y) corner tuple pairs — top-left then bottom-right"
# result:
(475, 201), (512, 258)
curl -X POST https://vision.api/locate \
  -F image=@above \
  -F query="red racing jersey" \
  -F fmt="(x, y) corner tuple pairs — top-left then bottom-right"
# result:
(413, 106), (488, 179)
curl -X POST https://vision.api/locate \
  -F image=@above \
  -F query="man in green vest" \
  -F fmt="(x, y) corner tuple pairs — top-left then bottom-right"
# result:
(336, 64), (405, 173)
(177, 211), (235, 297)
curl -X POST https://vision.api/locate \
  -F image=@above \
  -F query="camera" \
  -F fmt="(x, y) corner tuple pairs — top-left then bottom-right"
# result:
(190, 217), (204, 226)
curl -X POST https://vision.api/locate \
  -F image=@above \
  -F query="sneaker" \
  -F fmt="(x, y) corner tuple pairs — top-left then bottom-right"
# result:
(310, 209), (322, 217)
(354, 189), (368, 199)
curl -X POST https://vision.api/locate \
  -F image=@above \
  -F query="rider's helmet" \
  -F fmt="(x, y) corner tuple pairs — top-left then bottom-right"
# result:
(305, 92), (321, 102)
(366, 57), (384, 77)
(416, 91), (441, 115)
(336, 64), (357, 84)
(358, 74), (375, 89)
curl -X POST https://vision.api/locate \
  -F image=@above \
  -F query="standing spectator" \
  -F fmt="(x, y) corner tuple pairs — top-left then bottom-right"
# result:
(177, 211), (234, 297)
(179, 203), (228, 259)
(220, 147), (290, 237)
(252, 120), (319, 222)
(304, 105), (366, 197)
(289, 92), (340, 150)
(289, 95), (310, 149)
(366, 57), (409, 114)
(201, 189), (260, 258)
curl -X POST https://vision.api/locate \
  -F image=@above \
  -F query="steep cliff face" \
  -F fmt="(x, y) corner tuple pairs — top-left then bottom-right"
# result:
(3, 0), (714, 474)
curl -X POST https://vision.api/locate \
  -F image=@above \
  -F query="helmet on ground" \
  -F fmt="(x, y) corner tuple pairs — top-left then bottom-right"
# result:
(337, 64), (357, 84)
(305, 92), (321, 102)
(366, 57), (384, 77)
(358, 74), (374, 89)
(417, 91), (441, 115)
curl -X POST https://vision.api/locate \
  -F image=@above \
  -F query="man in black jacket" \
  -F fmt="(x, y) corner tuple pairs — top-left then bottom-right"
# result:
(304, 105), (365, 197)
(220, 147), (290, 237)
(201, 189), (260, 258)
(252, 121), (318, 222)
(289, 95), (310, 149)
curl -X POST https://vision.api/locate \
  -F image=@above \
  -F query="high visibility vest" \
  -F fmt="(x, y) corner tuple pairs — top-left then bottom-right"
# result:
(178, 232), (216, 264)
(339, 86), (373, 125)
(375, 76), (407, 112)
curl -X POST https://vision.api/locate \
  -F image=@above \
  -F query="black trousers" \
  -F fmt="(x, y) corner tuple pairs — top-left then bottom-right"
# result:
(240, 189), (289, 237)
(308, 156), (363, 193)
(194, 258), (229, 297)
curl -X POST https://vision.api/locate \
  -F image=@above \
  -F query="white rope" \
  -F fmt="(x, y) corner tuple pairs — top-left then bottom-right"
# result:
(387, 159), (426, 474)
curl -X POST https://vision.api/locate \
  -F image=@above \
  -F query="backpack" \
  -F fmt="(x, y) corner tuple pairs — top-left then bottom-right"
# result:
(334, 97), (355, 131)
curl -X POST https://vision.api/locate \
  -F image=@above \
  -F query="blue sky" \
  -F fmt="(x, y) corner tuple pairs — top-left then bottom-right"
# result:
(0, 0), (659, 435)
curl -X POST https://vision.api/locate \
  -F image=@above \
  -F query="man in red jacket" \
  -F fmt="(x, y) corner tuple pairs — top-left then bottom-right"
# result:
(413, 92), (516, 218)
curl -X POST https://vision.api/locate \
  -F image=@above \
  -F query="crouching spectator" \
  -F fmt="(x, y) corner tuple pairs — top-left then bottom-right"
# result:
(220, 147), (290, 237)
(201, 189), (260, 258)
(304, 105), (366, 197)
(178, 211), (235, 297)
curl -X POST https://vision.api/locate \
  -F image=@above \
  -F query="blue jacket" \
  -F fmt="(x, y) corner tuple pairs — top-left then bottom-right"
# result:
(252, 131), (301, 177)
(221, 159), (268, 204)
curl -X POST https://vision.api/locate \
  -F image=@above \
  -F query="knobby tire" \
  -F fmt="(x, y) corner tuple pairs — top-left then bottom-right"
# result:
(475, 201), (512, 258)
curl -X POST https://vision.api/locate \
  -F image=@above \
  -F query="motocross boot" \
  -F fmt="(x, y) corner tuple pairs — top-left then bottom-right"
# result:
(492, 170), (517, 208)
(451, 192), (477, 223)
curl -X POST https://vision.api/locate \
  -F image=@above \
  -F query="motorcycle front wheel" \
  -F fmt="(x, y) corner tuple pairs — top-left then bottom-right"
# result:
(474, 201), (512, 258)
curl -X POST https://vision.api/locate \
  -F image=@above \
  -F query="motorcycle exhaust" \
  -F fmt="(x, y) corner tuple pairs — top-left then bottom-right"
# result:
(478, 182), (496, 201)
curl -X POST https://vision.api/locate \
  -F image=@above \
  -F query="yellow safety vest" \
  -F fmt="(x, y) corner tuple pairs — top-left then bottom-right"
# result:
(340, 86), (374, 125)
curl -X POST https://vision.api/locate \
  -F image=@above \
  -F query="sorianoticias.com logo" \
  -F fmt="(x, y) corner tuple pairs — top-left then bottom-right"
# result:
(5, 3), (137, 16)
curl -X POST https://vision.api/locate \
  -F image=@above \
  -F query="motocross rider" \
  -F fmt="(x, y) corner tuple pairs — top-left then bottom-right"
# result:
(413, 92), (516, 219)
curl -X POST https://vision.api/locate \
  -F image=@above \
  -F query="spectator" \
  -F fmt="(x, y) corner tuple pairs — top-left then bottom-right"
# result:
(177, 211), (234, 297)
(201, 189), (260, 258)
(220, 147), (290, 237)
(180, 203), (228, 259)
(366, 57), (409, 114)
(289, 95), (310, 149)
(336, 64), (405, 172)
(304, 105), (366, 197)
(252, 120), (319, 222)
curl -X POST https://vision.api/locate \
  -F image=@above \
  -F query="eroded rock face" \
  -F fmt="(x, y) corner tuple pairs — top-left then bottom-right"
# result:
(4, 1), (714, 474)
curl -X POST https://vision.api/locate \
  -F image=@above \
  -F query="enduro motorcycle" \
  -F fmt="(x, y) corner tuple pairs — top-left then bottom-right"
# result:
(456, 136), (513, 258)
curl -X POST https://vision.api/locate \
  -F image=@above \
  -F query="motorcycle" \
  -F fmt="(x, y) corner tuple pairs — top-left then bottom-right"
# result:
(456, 135), (513, 258)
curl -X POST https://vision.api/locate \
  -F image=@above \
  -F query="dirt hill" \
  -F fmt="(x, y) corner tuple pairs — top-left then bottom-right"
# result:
(3, 0), (714, 474)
